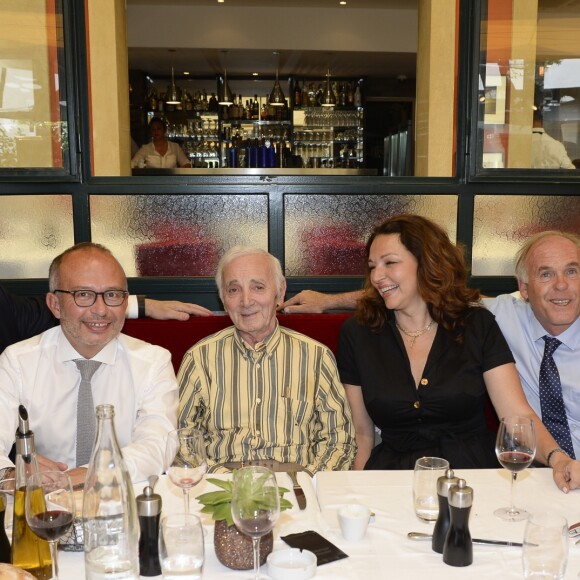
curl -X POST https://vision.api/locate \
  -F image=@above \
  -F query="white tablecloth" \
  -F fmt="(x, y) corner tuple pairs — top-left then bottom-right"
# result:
(22, 468), (580, 578)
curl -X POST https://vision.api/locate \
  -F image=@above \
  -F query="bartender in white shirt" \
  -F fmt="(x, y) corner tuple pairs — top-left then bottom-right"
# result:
(0, 242), (178, 485)
(131, 116), (192, 169)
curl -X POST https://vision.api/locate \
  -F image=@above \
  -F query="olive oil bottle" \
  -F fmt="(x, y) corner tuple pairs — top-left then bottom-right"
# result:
(11, 405), (52, 579)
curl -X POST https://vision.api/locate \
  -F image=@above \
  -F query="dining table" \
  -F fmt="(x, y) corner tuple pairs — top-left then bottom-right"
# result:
(7, 467), (580, 579)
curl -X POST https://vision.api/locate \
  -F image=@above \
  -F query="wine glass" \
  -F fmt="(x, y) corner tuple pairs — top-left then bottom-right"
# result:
(165, 427), (208, 514)
(25, 471), (75, 580)
(494, 416), (536, 521)
(231, 466), (280, 580)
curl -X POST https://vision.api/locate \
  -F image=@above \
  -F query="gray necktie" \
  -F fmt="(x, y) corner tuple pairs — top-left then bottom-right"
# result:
(74, 358), (102, 466)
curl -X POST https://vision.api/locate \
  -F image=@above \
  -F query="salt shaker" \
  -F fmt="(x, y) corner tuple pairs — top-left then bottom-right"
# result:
(137, 481), (162, 576)
(443, 478), (473, 567)
(432, 468), (459, 554)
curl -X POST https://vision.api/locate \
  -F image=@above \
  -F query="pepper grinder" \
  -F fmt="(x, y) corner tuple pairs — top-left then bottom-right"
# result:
(136, 477), (162, 576)
(432, 468), (459, 554)
(443, 478), (473, 567)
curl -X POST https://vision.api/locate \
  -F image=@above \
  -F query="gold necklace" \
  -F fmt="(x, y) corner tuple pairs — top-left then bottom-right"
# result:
(395, 319), (434, 348)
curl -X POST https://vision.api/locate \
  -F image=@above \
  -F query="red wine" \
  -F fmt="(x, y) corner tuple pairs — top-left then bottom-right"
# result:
(29, 510), (74, 541)
(498, 451), (533, 472)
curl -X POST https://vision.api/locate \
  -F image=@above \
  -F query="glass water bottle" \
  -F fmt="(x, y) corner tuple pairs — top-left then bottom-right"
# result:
(82, 404), (139, 579)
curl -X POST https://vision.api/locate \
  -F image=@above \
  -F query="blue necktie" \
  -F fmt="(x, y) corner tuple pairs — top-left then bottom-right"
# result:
(539, 336), (575, 459)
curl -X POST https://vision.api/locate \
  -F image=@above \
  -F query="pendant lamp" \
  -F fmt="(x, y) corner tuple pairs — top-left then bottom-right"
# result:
(166, 66), (181, 105)
(218, 51), (234, 106)
(269, 51), (285, 107)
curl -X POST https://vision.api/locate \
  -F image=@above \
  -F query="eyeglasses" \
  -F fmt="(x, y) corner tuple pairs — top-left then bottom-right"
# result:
(53, 289), (128, 307)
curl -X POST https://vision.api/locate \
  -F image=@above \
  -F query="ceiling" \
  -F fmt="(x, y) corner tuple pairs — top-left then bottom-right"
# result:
(126, 0), (418, 81)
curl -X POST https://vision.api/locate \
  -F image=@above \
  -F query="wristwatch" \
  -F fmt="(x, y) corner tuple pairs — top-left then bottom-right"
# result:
(546, 447), (570, 467)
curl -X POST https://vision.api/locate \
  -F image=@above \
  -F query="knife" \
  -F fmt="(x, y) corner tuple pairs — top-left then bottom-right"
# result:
(408, 532), (523, 547)
(289, 471), (307, 510)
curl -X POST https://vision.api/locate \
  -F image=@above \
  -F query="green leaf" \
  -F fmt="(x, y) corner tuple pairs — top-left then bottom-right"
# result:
(206, 478), (233, 492)
(280, 498), (293, 511)
(197, 490), (232, 506)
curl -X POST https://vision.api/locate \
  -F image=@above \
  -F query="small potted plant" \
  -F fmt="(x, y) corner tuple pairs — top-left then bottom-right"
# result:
(197, 475), (293, 570)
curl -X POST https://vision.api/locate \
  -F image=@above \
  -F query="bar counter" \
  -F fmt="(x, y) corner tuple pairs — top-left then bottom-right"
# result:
(132, 168), (378, 176)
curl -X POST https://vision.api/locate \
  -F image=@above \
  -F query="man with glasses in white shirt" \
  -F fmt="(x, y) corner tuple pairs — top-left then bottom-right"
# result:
(0, 242), (178, 485)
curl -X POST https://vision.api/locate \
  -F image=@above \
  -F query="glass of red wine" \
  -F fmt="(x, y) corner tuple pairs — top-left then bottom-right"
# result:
(494, 416), (536, 521)
(25, 470), (75, 580)
(165, 427), (208, 514)
(231, 466), (280, 580)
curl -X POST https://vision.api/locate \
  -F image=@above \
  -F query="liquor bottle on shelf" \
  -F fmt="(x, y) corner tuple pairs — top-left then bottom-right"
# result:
(339, 83), (347, 107)
(228, 99), (237, 120)
(208, 93), (218, 112)
(252, 95), (260, 120)
(148, 89), (158, 112)
(307, 83), (317, 107)
(245, 138), (257, 168)
(11, 405), (52, 580)
(347, 82), (355, 107)
(227, 142), (238, 168)
(183, 90), (193, 112)
(316, 83), (324, 106)
(354, 83), (362, 108)
(294, 81), (302, 109)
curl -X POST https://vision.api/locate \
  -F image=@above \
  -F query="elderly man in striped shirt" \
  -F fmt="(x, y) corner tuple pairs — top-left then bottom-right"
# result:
(178, 246), (356, 474)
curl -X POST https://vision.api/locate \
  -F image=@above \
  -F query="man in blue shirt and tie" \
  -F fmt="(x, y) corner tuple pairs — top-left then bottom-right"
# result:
(484, 232), (580, 465)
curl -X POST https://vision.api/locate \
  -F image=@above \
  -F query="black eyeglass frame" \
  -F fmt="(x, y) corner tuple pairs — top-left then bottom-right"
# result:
(53, 289), (129, 307)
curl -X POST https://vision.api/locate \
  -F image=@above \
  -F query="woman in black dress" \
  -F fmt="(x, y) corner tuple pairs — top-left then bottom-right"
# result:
(338, 214), (564, 470)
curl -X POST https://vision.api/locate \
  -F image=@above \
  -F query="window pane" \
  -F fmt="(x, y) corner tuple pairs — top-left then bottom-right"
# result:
(473, 194), (580, 276)
(477, 1), (580, 171)
(0, 0), (68, 170)
(284, 194), (458, 276)
(0, 195), (73, 277)
(90, 194), (268, 276)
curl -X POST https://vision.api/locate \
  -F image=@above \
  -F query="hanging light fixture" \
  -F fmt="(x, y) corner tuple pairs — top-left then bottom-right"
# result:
(269, 51), (285, 107)
(166, 65), (181, 105)
(218, 50), (234, 106)
(321, 69), (336, 107)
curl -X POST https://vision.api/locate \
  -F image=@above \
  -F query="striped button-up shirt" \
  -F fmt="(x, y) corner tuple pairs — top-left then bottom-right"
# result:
(178, 323), (355, 473)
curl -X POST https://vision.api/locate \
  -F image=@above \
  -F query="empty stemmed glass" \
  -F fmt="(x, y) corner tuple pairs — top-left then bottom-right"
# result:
(494, 416), (536, 521)
(165, 427), (208, 514)
(25, 471), (75, 580)
(231, 466), (280, 580)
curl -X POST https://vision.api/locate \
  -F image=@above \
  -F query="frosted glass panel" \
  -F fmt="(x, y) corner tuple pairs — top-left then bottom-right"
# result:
(90, 195), (268, 277)
(473, 195), (580, 276)
(0, 195), (73, 278)
(285, 194), (458, 276)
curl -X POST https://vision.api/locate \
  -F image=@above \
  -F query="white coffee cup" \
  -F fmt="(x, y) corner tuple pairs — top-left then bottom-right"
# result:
(338, 503), (371, 541)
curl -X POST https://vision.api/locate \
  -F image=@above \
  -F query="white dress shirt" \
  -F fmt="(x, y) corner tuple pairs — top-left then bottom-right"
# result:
(131, 141), (190, 168)
(485, 294), (580, 457)
(0, 326), (178, 481)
